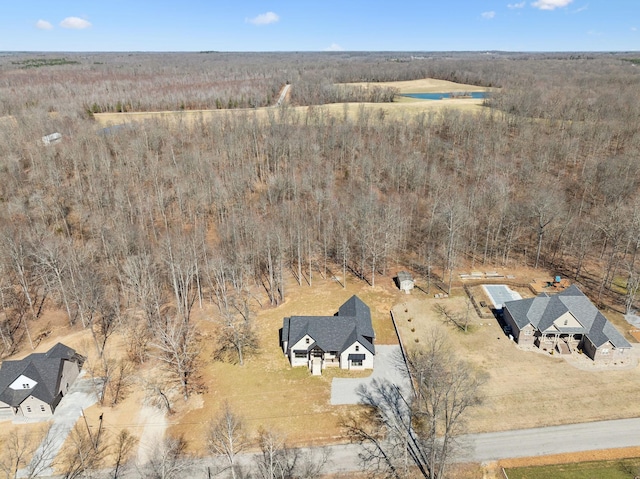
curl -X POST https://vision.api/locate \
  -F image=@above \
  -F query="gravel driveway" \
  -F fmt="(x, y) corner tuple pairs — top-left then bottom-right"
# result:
(330, 345), (411, 405)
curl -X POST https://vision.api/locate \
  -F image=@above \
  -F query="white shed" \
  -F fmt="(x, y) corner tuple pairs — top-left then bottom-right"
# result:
(396, 271), (414, 293)
(42, 132), (62, 146)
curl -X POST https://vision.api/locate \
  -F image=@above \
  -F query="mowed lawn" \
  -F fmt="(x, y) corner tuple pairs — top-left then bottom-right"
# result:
(506, 459), (640, 479)
(170, 273), (401, 453)
(392, 288), (640, 434)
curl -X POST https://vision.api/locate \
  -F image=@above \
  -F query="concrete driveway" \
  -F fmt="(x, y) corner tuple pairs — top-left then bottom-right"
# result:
(16, 373), (99, 477)
(331, 345), (411, 405)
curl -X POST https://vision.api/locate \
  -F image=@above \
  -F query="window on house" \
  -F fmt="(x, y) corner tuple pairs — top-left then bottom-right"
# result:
(23, 384), (29, 389)
(26, 406), (32, 413)
(305, 338), (310, 344)
(352, 360), (363, 366)
(294, 351), (307, 358)
(564, 319), (568, 326)
(355, 345), (360, 352)
(601, 348), (610, 355)
(524, 330), (532, 336)
(40, 405), (46, 412)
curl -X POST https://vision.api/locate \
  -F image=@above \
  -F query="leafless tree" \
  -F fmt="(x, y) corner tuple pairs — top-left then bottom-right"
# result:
(138, 435), (191, 479)
(206, 403), (248, 479)
(0, 423), (57, 479)
(111, 429), (138, 479)
(345, 328), (483, 479)
(58, 421), (107, 479)
(150, 314), (200, 400)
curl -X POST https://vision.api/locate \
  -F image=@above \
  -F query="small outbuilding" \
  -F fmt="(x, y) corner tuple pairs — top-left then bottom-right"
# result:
(41, 132), (62, 146)
(395, 271), (415, 294)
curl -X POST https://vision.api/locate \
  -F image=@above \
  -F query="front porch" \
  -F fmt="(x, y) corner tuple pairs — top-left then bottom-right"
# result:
(535, 332), (583, 354)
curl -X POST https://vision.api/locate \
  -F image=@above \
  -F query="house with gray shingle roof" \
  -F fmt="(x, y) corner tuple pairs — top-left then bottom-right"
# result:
(0, 343), (85, 419)
(281, 296), (375, 374)
(503, 285), (632, 363)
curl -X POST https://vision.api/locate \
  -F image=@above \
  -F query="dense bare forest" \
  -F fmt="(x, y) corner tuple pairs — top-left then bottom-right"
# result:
(1, 50), (640, 364)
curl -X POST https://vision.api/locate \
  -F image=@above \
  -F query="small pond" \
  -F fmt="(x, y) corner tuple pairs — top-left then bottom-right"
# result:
(401, 91), (488, 100)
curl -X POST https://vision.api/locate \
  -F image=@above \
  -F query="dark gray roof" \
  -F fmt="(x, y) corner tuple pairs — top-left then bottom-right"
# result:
(0, 343), (83, 408)
(283, 296), (375, 356)
(338, 295), (375, 339)
(503, 285), (631, 349)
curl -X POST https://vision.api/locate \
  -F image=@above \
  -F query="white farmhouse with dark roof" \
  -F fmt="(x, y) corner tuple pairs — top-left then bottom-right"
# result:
(281, 296), (375, 374)
(0, 343), (85, 419)
(503, 285), (632, 363)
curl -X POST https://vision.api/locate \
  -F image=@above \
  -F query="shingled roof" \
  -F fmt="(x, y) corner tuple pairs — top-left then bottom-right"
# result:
(0, 343), (84, 408)
(283, 295), (375, 355)
(504, 285), (631, 348)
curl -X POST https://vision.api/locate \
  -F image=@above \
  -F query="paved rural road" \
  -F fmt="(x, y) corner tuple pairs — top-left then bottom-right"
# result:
(171, 418), (640, 478)
(457, 417), (640, 462)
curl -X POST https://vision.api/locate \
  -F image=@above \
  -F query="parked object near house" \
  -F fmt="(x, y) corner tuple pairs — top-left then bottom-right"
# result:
(503, 285), (632, 363)
(395, 271), (415, 294)
(41, 132), (62, 146)
(0, 343), (85, 419)
(281, 295), (375, 373)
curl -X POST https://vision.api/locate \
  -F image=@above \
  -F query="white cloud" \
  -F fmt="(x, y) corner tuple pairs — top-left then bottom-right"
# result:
(325, 43), (344, 51)
(531, 0), (573, 10)
(507, 2), (526, 8)
(482, 11), (496, 19)
(630, 26), (637, 31)
(246, 12), (279, 25)
(60, 16), (91, 29)
(36, 19), (53, 30)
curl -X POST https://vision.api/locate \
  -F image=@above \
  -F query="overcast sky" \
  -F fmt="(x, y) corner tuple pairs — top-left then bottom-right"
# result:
(2, 0), (638, 52)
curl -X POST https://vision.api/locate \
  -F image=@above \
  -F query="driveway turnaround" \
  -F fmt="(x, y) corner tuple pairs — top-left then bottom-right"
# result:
(331, 345), (411, 405)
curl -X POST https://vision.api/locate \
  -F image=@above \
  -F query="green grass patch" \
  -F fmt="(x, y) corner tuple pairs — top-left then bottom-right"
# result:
(622, 58), (640, 65)
(506, 458), (640, 479)
(11, 58), (80, 68)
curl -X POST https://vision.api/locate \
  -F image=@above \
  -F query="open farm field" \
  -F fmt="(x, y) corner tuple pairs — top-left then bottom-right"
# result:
(344, 77), (491, 93)
(93, 77), (488, 128)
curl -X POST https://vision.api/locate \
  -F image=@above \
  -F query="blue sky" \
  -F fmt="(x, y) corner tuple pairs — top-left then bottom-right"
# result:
(1, 1), (638, 52)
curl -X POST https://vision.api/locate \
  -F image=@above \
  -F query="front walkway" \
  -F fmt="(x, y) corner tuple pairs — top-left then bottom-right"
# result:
(330, 345), (411, 405)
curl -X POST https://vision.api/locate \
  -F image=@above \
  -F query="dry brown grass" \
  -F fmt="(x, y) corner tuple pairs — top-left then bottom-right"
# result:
(169, 271), (401, 453)
(393, 267), (640, 435)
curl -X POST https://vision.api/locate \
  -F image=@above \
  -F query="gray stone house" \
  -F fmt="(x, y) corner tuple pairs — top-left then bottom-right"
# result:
(0, 343), (85, 419)
(503, 285), (631, 362)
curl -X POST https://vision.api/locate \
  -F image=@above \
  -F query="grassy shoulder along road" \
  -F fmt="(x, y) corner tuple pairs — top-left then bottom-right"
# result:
(506, 458), (640, 479)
